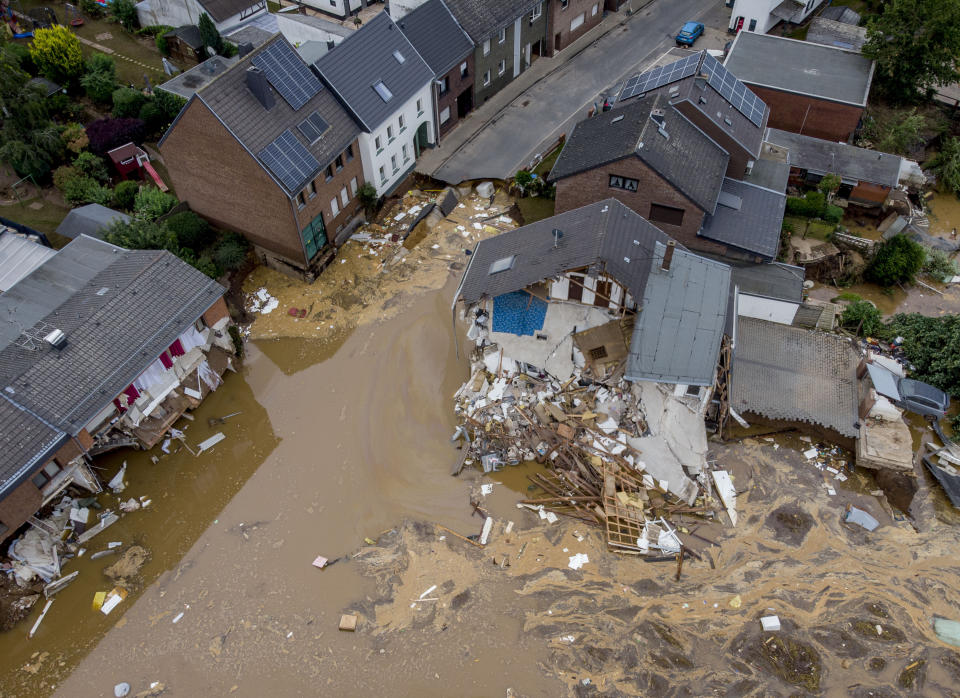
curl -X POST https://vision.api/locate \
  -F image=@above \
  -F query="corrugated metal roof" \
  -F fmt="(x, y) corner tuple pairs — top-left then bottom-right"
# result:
(0, 232), (57, 292)
(765, 127), (901, 188)
(699, 177), (785, 259)
(724, 31), (874, 107)
(625, 244), (730, 386)
(731, 317), (859, 437)
(806, 17), (867, 52)
(398, 0), (474, 77)
(313, 13), (433, 132)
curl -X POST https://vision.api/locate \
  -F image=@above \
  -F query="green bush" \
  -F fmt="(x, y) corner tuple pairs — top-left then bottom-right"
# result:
(137, 24), (173, 37)
(153, 90), (187, 121)
(922, 247), (959, 280)
(213, 237), (248, 270)
(79, 0), (106, 18)
(104, 218), (178, 251)
(165, 211), (213, 251)
(138, 100), (165, 137)
(357, 181), (378, 215)
(61, 175), (113, 206)
(823, 205), (843, 223)
(111, 0), (138, 30)
(112, 179), (140, 210)
(53, 165), (79, 190)
(80, 53), (117, 104)
(156, 34), (169, 56)
(840, 300), (885, 337)
(931, 136), (960, 196)
(865, 234), (926, 286)
(72, 151), (110, 183)
(785, 191), (827, 218)
(886, 313), (960, 398)
(112, 87), (147, 119)
(134, 186), (177, 220)
(7, 42), (36, 75)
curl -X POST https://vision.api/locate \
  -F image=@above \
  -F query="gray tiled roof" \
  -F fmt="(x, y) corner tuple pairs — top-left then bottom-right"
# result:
(724, 31), (874, 107)
(806, 17), (867, 52)
(455, 198), (675, 305)
(731, 317), (859, 438)
(765, 128), (901, 188)
(549, 95), (729, 213)
(55, 204), (131, 241)
(820, 5), (861, 24)
(313, 12), (433, 132)
(398, 0), (474, 77)
(201, 0), (262, 23)
(442, 0), (541, 42)
(610, 51), (768, 161)
(0, 236), (225, 433)
(699, 177), (785, 259)
(187, 35), (361, 195)
(625, 243), (730, 386)
(731, 261), (805, 302)
(0, 395), (67, 497)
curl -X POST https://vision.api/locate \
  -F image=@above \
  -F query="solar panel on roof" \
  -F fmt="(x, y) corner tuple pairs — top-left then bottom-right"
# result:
(700, 52), (766, 127)
(617, 52), (700, 101)
(298, 111), (329, 143)
(258, 129), (320, 192)
(251, 41), (322, 111)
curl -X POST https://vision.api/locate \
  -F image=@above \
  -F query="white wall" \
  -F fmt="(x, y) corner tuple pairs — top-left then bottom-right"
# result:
(357, 83), (435, 197)
(729, 0), (825, 33)
(300, 0), (361, 19)
(549, 272), (631, 311)
(276, 14), (348, 48)
(737, 291), (799, 324)
(389, 0), (429, 20)
(137, 0), (265, 31)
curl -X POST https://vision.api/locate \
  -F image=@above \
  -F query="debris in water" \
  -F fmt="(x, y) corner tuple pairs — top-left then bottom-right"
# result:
(114, 682), (130, 697)
(843, 505), (879, 531)
(312, 556), (328, 569)
(761, 615), (782, 632)
(933, 616), (960, 647)
(248, 288), (279, 314)
(339, 614), (358, 631)
(197, 432), (226, 454)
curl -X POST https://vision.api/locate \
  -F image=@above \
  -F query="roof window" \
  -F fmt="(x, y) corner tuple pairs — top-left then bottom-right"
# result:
(393, 50), (405, 64)
(373, 81), (393, 102)
(488, 255), (515, 275)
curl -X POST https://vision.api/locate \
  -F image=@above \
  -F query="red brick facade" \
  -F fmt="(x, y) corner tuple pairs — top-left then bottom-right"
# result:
(747, 85), (863, 142)
(437, 54), (475, 140)
(548, 0), (603, 55)
(202, 297), (230, 327)
(554, 155), (728, 257)
(160, 100), (365, 277)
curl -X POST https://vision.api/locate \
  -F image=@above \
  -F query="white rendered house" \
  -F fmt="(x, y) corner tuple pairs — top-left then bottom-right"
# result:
(727, 0), (826, 34)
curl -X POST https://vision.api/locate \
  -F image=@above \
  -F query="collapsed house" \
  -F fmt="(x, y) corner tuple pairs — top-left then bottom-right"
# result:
(0, 235), (233, 543)
(451, 199), (738, 552)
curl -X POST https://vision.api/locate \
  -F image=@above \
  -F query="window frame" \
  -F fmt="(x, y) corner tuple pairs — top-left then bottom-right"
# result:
(648, 202), (685, 226)
(608, 174), (639, 192)
(498, 27), (506, 44)
(482, 39), (490, 56)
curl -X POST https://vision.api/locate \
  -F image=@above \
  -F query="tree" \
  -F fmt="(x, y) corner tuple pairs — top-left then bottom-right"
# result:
(133, 186), (177, 220)
(197, 13), (223, 55)
(840, 301), (885, 338)
(111, 0), (138, 30)
(817, 173), (841, 201)
(30, 26), (84, 83)
(864, 0), (960, 103)
(80, 53), (118, 104)
(112, 86), (147, 118)
(85, 117), (145, 154)
(922, 246), (959, 279)
(103, 218), (178, 251)
(357, 182), (378, 215)
(72, 151), (110, 182)
(869, 110), (926, 156)
(865, 234), (926, 286)
(165, 211), (213, 251)
(886, 313), (960, 397)
(61, 122), (89, 153)
(931, 137), (960, 196)
(112, 179), (140, 210)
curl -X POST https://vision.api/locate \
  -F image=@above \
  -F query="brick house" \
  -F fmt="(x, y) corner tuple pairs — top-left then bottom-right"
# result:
(723, 31), (874, 142)
(0, 235), (232, 542)
(397, 0), (476, 141)
(161, 36), (366, 278)
(547, 0), (602, 55)
(444, 0), (547, 106)
(550, 93), (785, 262)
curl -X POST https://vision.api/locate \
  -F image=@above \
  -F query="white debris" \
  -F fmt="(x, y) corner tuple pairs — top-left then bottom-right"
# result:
(567, 553), (589, 570)
(480, 483), (493, 496)
(761, 616), (781, 632)
(249, 287), (279, 314)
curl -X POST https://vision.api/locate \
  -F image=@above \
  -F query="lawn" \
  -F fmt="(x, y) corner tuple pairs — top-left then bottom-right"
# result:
(1, 195), (72, 244)
(784, 214), (836, 242)
(533, 144), (562, 179)
(517, 196), (555, 225)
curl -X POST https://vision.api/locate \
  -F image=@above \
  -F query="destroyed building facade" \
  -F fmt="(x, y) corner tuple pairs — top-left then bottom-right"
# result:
(0, 235), (232, 542)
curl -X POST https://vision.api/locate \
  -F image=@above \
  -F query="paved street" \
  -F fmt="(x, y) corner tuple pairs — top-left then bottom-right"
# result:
(418, 0), (728, 184)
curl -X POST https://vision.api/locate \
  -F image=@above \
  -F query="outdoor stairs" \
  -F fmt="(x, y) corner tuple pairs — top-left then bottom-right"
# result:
(89, 435), (141, 456)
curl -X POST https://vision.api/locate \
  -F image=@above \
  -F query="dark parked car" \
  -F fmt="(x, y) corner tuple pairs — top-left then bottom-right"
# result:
(676, 22), (704, 47)
(867, 363), (950, 419)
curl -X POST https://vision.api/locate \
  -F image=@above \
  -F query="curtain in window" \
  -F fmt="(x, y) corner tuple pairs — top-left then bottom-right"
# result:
(168, 339), (185, 357)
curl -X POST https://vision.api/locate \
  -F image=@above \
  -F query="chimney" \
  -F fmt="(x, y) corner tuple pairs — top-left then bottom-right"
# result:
(238, 42), (254, 58)
(662, 241), (675, 271)
(245, 67), (275, 110)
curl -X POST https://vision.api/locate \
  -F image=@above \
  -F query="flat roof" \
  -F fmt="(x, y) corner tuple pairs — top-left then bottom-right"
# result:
(157, 56), (240, 100)
(724, 31), (874, 107)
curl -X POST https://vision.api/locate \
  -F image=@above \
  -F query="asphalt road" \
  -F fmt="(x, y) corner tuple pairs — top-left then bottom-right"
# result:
(426, 0), (726, 184)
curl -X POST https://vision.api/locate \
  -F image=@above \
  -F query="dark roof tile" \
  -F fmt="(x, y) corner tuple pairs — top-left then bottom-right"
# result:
(398, 0), (474, 76)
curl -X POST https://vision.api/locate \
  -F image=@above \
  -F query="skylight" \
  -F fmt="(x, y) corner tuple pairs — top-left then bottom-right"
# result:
(393, 50), (405, 64)
(488, 255), (515, 275)
(373, 81), (393, 102)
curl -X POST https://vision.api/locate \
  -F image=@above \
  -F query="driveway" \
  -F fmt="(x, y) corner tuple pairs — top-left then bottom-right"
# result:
(420, 0), (729, 184)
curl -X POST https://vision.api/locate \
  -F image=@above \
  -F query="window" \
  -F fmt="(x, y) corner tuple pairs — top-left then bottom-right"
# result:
(340, 186), (349, 206)
(748, 18), (757, 31)
(498, 27), (506, 43)
(592, 3), (598, 15)
(402, 144), (409, 162)
(649, 203), (685, 226)
(387, 125), (394, 142)
(438, 76), (449, 95)
(608, 174), (639, 192)
(308, 181), (317, 199)
(531, 2), (542, 20)
(392, 50), (405, 64)
(488, 255), (515, 274)
(375, 135), (382, 152)
(379, 165), (386, 182)
(350, 176), (358, 195)
(440, 106), (451, 124)
(460, 61), (468, 78)
(296, 191), (306, 209)
(570, 12), (584, 31)
(589, 346), (608, 361)
(335, 155), (344, 172)
(685, 384), (701, 397)
(416, 98), (423, 115)
(346, 144), (354, 161)
(483, 70), (491, 86)
(325, 164), (334, 181)
(482, 39), (490, 56)
(373, 81), (393, 102)
(331, 196), (340, 217)
(398, 114), (405, 131)
(391, 154), (398, 172)
(498, 59), (505, 76)
(561, 0), (568, 8)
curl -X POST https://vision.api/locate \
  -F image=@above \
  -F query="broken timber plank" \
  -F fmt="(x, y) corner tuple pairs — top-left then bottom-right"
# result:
(44, 571), (79, 599)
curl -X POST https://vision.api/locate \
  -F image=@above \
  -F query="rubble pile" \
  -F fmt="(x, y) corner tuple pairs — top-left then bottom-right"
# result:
(453, 344), (734, 556)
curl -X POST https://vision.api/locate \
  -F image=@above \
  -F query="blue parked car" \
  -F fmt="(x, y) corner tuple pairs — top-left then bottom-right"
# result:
(676, 21), (704, 47)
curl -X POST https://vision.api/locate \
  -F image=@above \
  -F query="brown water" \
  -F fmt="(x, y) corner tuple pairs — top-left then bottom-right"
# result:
(927, 192), (960, 238)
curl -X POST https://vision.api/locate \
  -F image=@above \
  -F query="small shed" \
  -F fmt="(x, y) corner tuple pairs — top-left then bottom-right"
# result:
(107, 142), (149, 180)
(56, 204), (131, 241)
(164, 25), (205, 65)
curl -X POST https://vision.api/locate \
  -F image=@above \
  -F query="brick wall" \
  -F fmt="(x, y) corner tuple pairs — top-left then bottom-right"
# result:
(202, 296), (230, 327)
(548, 0), (602, 55)
(296, 139), (366, 242)
(437, 54), (475, 139)
(747, 85), (863, 142)
(554, 155), (727, 256)
(0, 476), (42, 541)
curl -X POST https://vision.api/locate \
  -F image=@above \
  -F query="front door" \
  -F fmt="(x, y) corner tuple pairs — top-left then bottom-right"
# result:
(414, 121), (429, 158)
(301, 211), (327, 261)
(594, 279), (612, 307)
(457, 89), (473, 118)
(568, 274), (584, 302)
